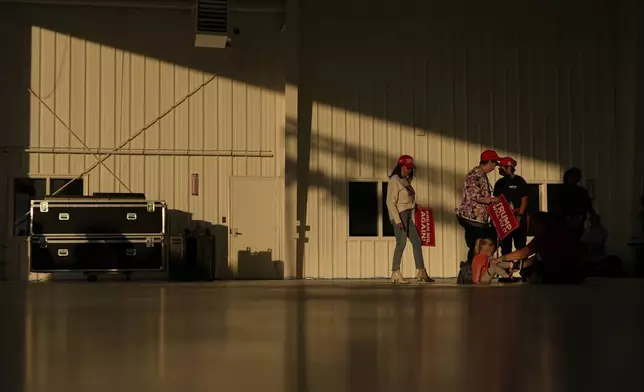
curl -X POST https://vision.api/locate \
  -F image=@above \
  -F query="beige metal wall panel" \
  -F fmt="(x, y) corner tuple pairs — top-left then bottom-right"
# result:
(0, 5), (285, 280)
(297, 0), (639, 278)
(1, 1), (641, 280)
(23, 27), (283, 175)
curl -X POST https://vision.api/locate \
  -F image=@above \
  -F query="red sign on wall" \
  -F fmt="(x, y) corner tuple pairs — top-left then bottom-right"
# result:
(486, 194), (519, 240)
(415, 206), (436, 247)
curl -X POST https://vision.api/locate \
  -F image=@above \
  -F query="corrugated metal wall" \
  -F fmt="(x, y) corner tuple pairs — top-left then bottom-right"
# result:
(26, 26), (281, 196)
(298, 0), (637, 278)
(0, 0), (640, 280)
(0, 5), (285, 280)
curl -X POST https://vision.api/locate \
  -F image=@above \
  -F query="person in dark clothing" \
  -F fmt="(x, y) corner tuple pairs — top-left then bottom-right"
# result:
(639, 195), (644, 237)
(493, 157), (529, 255)
(488, 212), (585, 284)
(550, 167), (597, 241)
(492, 157), (528, 283)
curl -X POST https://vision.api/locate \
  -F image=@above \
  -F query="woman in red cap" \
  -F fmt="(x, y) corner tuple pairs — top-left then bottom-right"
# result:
(456, 150), (501, 263)
(386, 155), (434, 284)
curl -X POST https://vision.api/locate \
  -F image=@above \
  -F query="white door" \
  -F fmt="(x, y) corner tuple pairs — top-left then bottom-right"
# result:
(229, 177), (281, 279)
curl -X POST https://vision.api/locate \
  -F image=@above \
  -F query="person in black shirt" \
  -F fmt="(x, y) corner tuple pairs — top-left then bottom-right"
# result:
(493, 157), (529, 258)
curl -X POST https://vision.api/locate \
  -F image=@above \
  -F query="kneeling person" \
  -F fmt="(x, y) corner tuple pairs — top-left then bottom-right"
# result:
(487, 212), (585, 284)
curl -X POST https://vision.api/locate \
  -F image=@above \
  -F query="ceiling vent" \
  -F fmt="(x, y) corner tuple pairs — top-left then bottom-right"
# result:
(195, 0), (229, 49)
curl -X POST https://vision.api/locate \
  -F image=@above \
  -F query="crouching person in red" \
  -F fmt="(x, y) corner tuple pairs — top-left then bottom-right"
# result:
(487, 212), (585, 284)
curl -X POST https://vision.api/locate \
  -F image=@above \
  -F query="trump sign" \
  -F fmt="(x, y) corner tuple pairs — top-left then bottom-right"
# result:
(415, 206), (436, 247)
(486, 194), (519, 240)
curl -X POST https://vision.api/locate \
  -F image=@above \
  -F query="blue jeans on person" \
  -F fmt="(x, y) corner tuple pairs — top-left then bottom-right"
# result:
(391, 209), (426, 271)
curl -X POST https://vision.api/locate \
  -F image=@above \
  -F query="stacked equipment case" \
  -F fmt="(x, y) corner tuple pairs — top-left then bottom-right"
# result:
(167, 233), (216, 281)
(29, 195), (167, 277)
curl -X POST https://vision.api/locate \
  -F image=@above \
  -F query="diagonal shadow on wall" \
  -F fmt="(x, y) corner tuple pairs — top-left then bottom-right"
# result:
(1, 0), (629, 180)
(1, 1), (642, 279)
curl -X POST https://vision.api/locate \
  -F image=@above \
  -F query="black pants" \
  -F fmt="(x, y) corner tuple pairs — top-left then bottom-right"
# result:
(522, 259), (586, 284)
(501, 217), (528, 255)
(457, 216), (496, 263)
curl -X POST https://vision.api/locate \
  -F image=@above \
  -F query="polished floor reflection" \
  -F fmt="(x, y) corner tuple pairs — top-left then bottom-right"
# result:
(1, 279), (643, 392)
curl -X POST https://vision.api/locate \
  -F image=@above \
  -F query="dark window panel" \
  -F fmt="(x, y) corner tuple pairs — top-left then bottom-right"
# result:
(546, 184), (566, 214)
(50, 178), (84, 196)
(14, 178), (46, 236)
(381, 182), (395, 237)
(525, 184), (542, 237)
(348, 182), (378, 237)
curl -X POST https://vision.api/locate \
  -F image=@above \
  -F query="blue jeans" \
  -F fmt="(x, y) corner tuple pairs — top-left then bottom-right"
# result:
(391, 209), (426, 271)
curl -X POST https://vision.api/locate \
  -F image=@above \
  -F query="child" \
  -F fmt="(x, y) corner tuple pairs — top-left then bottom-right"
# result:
(472, 238), (514, 284)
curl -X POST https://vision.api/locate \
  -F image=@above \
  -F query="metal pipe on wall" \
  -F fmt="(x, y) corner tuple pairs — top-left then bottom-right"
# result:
(0, 0), (286, 13)
(22, 147), (275, 157)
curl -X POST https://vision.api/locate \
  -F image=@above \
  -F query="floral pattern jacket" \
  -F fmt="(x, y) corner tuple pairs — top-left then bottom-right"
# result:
(457, 166), (492, 224)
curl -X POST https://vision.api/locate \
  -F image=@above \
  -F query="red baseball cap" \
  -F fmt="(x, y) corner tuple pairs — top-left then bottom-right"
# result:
(499, 157), (517, 167)
(397, 155), (415, 169)
(480, 149), (501, 162)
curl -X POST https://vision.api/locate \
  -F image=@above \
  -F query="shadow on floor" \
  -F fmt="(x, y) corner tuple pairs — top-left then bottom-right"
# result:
(237, 248), (284, 280)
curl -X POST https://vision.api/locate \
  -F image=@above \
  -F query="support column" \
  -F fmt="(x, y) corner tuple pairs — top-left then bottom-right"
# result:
(614, 0), (643, 262)
(283, 5), (308, 392)
(283, 0), (299, 278)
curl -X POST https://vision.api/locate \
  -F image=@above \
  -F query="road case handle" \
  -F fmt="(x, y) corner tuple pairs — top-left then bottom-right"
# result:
(125, 249), (137, 256)
(57, 249), (69, 257)
(126, 213), (137, 221)
(58, 213), (70, 221)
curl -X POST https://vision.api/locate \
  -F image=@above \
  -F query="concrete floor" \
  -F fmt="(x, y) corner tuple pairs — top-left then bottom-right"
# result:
(1, 279), (643, 392)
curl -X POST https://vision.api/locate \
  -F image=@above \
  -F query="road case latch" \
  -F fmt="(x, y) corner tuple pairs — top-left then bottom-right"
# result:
(35, 237), (48, 249)
(146, 237), (155, 248)
(39, 201), (48, 213)
(147, 201), (155, 212)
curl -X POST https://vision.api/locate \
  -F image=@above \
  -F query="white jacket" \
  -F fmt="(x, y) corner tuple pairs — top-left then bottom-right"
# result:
(386, 175), (416, 224)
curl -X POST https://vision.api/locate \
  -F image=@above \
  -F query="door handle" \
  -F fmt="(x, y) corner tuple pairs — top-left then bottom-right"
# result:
(232, 228), (243, 237)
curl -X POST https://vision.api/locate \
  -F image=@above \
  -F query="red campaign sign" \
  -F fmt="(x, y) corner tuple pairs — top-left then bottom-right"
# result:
(415, 206), (436, 247)
(486, 194), (519, 240)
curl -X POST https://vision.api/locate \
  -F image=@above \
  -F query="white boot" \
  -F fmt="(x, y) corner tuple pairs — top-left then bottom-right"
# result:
(391, 270), (409, 284)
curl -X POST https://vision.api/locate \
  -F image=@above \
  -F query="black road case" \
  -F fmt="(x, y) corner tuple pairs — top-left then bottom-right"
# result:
(167, 234), (216, 281)
(30, 199), (166, 236)
(29, 236), (165, 272)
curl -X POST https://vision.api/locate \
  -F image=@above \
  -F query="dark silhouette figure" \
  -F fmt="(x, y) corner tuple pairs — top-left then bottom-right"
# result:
(549, 167), (597, 241)
(638, 195), (644, 237)
(489, 212), (585, 284)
